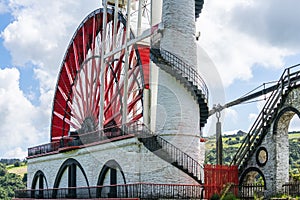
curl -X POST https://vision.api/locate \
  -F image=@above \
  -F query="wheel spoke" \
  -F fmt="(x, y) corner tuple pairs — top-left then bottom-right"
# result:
(51, 9), (148, 140)
(65, 63), (74, 86)
(54, 111), (80, 130)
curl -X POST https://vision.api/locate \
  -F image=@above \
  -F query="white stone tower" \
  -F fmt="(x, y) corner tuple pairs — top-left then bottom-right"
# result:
(150, 0), (205, 165)
(161, 0), (197, 66)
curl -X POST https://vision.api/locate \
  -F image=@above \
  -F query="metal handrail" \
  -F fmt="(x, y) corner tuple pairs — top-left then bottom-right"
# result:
(28, 141), (60, 157)
(28, 121), (143, 157)
(138, 124), (204, 184)
(156, 135), (204, 183)
(15, 182), (204, 199)
(158, 48), (209, 101)
(28, 122), (204, 183)
(231, 64), (300, 167)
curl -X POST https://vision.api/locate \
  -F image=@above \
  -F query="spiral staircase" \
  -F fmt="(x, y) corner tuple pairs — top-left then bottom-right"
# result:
(150, 48), (209, 128)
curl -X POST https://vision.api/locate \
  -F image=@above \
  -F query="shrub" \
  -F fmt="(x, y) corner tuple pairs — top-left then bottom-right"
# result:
(210, 193), (220, 200)
(13, 161), (21, 167)
(223, 192), (238, 200)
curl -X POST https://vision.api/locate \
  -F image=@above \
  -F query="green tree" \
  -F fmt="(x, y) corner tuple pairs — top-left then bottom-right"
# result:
(0, 172), (26, 199)
(0, 187), (7, 199)
(22, 173), (27, 183)
(0, 163), (7, 176)
(13, 161), (21, 167)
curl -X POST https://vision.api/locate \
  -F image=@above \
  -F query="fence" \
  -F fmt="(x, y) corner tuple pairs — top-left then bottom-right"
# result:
(28, 122), (146, 157)
(15, 183), (204, 199)
(231, 184), (265, 199)
(204, 165), (239, 199)
(282, 182), (300, 197)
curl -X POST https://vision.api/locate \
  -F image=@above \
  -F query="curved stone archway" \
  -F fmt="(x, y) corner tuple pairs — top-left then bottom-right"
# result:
(239, 167), (266, 188)
(30, 170), (49, 198)
(240, 87), (300, 198)
(272, 106), (300, 191)
(53, 158), (90, 198)
(31, 170), (48, 190)
(96, 159), (127, 198)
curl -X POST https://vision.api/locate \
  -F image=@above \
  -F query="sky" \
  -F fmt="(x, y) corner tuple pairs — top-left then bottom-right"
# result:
(0, 0), (300, 159)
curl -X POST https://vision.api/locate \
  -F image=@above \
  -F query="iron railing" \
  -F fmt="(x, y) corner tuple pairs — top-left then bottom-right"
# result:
(138, 125), (204, 184)
(282, 182), (300, 197)
(209, 184), (264, 199)
(28, 141), (60, 157)
(156, 135), (204, 183)
(231, 64), (300, 168)
(28, 122), (144, 157)
(27, 121), (204, 185)
(150, 47), (209, 127)
(15, 183), (204, 199)
(158, 48), (209, 101)
(231, 184), (265, 199)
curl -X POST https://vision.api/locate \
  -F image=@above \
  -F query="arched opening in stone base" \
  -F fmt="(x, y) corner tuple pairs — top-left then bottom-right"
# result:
(287, 113), (300, 182)
(274, 107), (300, 184)
(96, 159), (127, 198)
(53, 158), (90, 198)
(31, 170), (48, 198)
(239, 167), (266, 198)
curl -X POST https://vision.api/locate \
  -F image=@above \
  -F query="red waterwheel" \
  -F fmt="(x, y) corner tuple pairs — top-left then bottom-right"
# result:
(50, 8), (150, 141)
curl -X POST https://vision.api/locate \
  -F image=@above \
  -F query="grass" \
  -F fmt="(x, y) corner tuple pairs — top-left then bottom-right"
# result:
(206, 132), (300, 150)
(205, 136), (244, 150)
(7, 164), (27, 177)
(289, 133), (300, 140)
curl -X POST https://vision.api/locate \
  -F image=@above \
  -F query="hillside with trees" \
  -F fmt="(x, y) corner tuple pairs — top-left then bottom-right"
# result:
(205, 131), (300, 179)
(0, 160), (26, 199)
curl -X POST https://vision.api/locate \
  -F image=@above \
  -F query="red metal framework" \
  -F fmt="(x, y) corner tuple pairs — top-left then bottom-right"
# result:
(50, 8), (150, 141)
(204, 165), (239, 199)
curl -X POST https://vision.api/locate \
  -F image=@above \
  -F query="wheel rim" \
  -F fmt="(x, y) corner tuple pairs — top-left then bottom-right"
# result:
(50, 8), (146, 141)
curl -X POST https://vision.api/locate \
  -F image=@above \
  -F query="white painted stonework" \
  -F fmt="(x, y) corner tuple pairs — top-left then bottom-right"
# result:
(151, 0), (204, 165)
(27, 137), (199, 189)
(241, 86), (300, 198)
(160, 0), (197, 67)
(153, 69), (203, 163)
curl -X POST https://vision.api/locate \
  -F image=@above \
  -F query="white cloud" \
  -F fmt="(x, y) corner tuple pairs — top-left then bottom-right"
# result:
(248, 113), (257, 121)
(3, 147), (27, 159)
(1, 0), (100, 90)
(230, 0), (300, 51)
(0, 1), (101, 157)
(197, 0), (296, 87)
(289, 115), (300, 132)
(0, 68), (47, 159)
(0, 0), (9, 14)
(223, 129), (240, 136)
(224, 107), (238, 124)
(248, 113), (258, 124)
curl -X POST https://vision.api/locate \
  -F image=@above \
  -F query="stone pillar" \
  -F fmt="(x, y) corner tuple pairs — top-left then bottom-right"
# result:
(160, 0), (197, 67)
(274, 112), (291, 193)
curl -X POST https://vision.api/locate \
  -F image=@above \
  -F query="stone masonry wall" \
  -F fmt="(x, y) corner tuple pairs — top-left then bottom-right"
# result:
(160, 0), (197, 67)
(240, 87), (300, 198)
(27, 137), (199, 189)
(154, 69), (203, 163)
